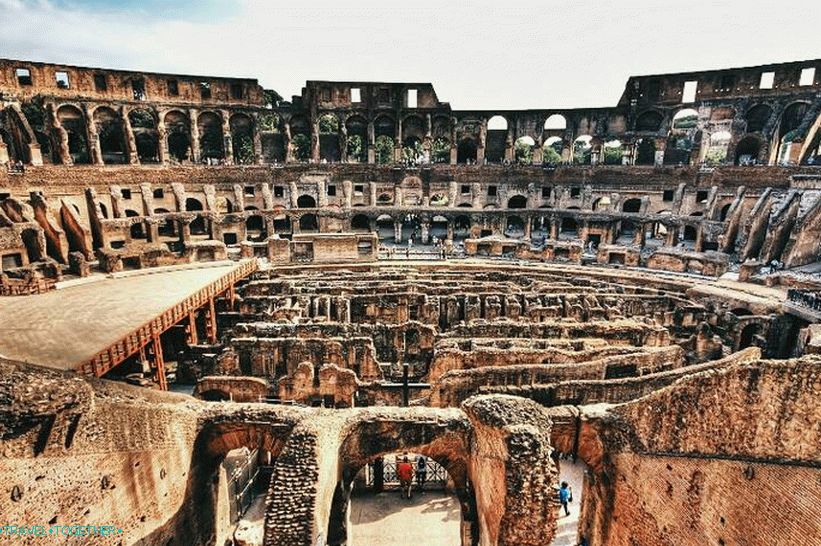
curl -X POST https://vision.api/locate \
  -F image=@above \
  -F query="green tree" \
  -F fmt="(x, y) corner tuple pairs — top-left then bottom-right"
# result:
(291, 134), (310, 161)
(347, 135), (365, 162)
(263, 89), (283, 109)
(431, 137), (450, 163)
(375, 135), (394, 164)
(543, 146), (562, 164)
(514, 140), (533, 164)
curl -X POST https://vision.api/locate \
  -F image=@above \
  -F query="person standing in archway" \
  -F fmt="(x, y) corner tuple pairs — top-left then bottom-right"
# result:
(397, 456), (414, 499)
(558, 481), (573, 517)
(415, 455), (427, 492)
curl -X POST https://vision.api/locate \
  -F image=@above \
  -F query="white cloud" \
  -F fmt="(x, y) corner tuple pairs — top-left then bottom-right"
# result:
(1, 0), (820, 109)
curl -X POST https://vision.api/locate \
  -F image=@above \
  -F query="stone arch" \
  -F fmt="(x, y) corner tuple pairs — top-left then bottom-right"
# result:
(505, 215), (526, 237)
(93, 106), (127, 164)
(622, 198), (642, 213)
(230, 113), (255, 164)
(735, 135), (764, 165)
(457, 137), (478, 164)
(507, 194), (528, 209)
(775, 101), (811, 165)
(128, 108), (159, 164)
(745, 104), (773, 133)
(297, 194), (317, 208)
(635, 138), (656, 165)
(350, 214), (371, 232)
(197, 111), (224, 161)
(635, 110), (663, 132)
(299, 213), (319, 232)
(544, 114), (567, 131)
(289, 114), (311, 162)
(573, 135), (593, 164)
(486, 115), (509, 163)
(542, 136), (564, 164)
(245, 214), (267, 241)
(318, 113), (340, 162)
(345, 115), (368, 163)
(164, 110), (191, 163)
(514, 136), (536, 164)
(56, 104), (90, 164)
(671, 108), (699, 131)
(559, 217), (578, 238)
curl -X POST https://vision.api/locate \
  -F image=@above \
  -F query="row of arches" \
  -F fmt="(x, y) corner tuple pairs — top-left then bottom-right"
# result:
(49, 105), (257, 165)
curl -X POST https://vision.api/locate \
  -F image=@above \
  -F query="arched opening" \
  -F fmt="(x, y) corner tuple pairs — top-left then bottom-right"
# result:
(186, 198), (207, 235)
(603, 139), (624, 165)
(705, 131), (731, 165)
(672, 108), (699, 130)
(507, 195), (528, 209)
(20, 228), (42, 263)
(457, 137), (478, 165)
(376, 215), (394, 242)
(374, 135), (395, 165)
(299, 213), (318, 232)
(374, 116), (396, 165)
(245, 215), (267, 241)
(739, 323), (761, 349)
(735, 135), (763, 165)
(273, 215), (291, 234)
(128, 109), (159, 164)
(56, 105), (90, 164)
(454, 215), (471, 241)
(429, 215), (448, 242)
(402, 136), (423, 164)
(198, 111), (225, 162)
(619, 220), (637, 243)
(505, 215), (525, 238)
(431, 136), (450, 164)
(683, 225), (698, 243)
(776, 102), (810, 165)
(635, 138), (656, 165)
(259, 112), (285, 163)
(572, 135), (593, 164)
(230, 113), (255, 164)
(542, 136), (563, 165)
(635, 110), (663, 132)
(319, 113), (340, 162)
(351, 214), (371, 232)
(664, 135), (693, 165)
(719, 203), (733, 221)
(289, 115), (311, 162)
(94, 107), (127, 164)
(544, 114), (567, 131)
(622, 198), (642, 213)
(485, 115), (508, 163)
(164, 110), (191, 163)
(297, 194), (317, 208)
(514, 136), (535, 164)
(342, 451), (467, 546)
(745, 104), (772, 133)
(559, 217), (578, 239)
(345, 116), (368, 163)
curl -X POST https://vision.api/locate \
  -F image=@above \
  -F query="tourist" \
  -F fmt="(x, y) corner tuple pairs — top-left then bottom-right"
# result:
(415, 455), (427, 492)
(397, 456), (414, 499)
(558, 481), (573, 516)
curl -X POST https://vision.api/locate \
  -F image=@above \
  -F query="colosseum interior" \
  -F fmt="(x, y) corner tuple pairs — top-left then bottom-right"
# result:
(0, 54), (820, 546)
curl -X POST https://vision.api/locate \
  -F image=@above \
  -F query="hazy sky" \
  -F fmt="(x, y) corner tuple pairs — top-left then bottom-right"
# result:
(1, 0), (819, 109)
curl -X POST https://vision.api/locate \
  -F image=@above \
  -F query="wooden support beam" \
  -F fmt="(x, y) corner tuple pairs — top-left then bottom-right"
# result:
(207, 296), (217, 344)
(152, 334), (167, 391)
(187, 311), (198, 346)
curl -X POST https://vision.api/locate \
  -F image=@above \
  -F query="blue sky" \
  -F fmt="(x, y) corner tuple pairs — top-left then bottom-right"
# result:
(1, 0), (820, 109)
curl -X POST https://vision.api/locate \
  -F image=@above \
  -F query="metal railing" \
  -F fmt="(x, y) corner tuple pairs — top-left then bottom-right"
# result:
(365, 456), (448, 490)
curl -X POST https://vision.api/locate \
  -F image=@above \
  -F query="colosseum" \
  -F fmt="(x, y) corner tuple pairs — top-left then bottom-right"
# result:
(0, 55), (820, 546)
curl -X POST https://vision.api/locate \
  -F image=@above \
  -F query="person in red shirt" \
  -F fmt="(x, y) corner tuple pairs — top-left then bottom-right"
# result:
(397, 456), (414, 499)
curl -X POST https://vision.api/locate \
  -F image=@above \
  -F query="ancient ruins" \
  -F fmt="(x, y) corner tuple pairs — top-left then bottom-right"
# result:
(0, 56), (820, 546)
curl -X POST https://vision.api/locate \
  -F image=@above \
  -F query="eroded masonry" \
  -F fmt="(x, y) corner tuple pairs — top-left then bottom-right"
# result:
(0, 57), (820, 546)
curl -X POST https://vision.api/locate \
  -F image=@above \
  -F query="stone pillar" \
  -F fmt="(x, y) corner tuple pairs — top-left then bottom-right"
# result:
(252, 119), (263, 165)
(122, 108), (139, 165)
(421, 222), (430, 245)
(189, 109), (201, 163)
(85, 107), (104, 166)
(310, 121), (320, 162)
(222, 110), (234, 165)
(550, 220), (558, 240)
(49, 104), (73, 166)
(394, 221), (402, 243)
(367, 121), (375, 164)
(284, 122), (293, 163)
(524, 217), (532, 240)
(504, 128), (514, 163)
(446, 222), (454, 242)
(317, 179), (327, 207)
(634, 223), (646, 246)
(343, 180), (353, 208)
(369, 182), (377, 206)
(0, 143), (8, 165)
(665, 224), (678, 246)
(157, 117), (169, 165)
(186, 312), (198, 345)
(339, 122), (347, 163)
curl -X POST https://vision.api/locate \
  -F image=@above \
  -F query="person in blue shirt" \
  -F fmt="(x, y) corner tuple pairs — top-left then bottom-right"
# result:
(558, 481), (573, 516)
